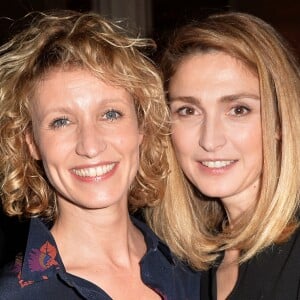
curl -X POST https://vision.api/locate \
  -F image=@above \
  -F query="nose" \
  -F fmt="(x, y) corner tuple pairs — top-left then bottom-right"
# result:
(75, 122), (107, 158)
(199, 115), (226, 152)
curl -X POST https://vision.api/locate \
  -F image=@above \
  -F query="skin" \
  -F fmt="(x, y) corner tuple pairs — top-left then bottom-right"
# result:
(169, 52), (262, 222)
(25, 68), (160, 299)
(168, 51), (263, 299)
(27, 68), (143, 214)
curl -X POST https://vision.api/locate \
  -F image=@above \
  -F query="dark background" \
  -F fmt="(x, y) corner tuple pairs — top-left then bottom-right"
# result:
(0, 0), (299, 266)
(0, 0), (299, 53)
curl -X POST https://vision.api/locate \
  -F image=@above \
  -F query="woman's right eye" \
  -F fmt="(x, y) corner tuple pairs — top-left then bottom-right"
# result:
(50, 117), (70, 129)
(176, 106), (196, 116)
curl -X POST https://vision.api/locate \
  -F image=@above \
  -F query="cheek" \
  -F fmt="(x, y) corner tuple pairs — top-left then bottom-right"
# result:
(117, 131), (141, 156)
(233, 122), (263, 161)
(171, 126), (196, 179)
(171, 124), (194, 156)
(38, 134), (71, 167)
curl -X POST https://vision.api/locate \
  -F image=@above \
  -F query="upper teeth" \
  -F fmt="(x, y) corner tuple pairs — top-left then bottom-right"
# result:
(202, 161), (234, 168)
(73, 163), (115, 177)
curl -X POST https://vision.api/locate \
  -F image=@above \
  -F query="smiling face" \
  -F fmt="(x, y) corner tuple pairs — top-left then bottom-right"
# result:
(169, 52), (262, 218)
(26, 68), (143, 214)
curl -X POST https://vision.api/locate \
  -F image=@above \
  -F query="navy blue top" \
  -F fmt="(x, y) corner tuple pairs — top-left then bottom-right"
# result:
(0, 217), (200, 299)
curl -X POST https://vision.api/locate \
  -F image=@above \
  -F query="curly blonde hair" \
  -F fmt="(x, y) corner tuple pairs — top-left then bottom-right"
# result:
(151, 12), (300, 270)
(0, 10), (172, 220)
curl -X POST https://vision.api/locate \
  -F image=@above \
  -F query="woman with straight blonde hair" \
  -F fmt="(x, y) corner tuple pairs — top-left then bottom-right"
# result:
(146, 12), (300, 299)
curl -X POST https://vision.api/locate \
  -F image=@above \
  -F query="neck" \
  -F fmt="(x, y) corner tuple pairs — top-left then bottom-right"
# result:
(50, 205), (145, 268)
(221, 189), (259, 225)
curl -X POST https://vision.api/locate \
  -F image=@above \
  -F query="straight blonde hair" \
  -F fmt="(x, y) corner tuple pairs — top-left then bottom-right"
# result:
(146, 12), (300, 270)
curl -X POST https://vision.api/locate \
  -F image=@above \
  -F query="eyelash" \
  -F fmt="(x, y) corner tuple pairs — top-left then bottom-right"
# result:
(49, 116), (70, 129)
(175, 106), (197, 116)
(48, 109), (124, 130)
(173, 104), (251, 119)
(228, 105), (251, 116)
(103, 109), (123, 121)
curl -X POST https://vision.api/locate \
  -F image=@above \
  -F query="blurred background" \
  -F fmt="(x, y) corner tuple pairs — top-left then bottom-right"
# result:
(0, 0), (299, 54)
(0, 0), (299, 266)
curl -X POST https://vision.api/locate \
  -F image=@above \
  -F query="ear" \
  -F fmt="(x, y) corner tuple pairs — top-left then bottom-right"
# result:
(138, 132), (144, 146)
(275, 126), (281, 141)
(25, 129), (41, 160)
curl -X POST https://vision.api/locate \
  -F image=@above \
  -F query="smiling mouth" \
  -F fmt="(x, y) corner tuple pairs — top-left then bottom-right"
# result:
(201, 160), (235, 168)
(72, 163), (116, 177)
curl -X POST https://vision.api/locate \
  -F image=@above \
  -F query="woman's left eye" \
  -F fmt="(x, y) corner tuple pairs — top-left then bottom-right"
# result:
(50, 117), (70, 129)
(103, 110), (122, 121)
(229, 106), (250, 116)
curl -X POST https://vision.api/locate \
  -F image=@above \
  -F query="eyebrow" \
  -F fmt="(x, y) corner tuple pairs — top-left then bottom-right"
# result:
(168, 96), (199, 105)
(220, 93), (260, 102)
(169, 93), (260, 105)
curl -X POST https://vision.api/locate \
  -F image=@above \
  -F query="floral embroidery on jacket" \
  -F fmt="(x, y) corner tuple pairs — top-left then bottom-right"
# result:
(29, 241), (59, 272)
(13, 241), (59, 288)
(13, 255), (35, 288)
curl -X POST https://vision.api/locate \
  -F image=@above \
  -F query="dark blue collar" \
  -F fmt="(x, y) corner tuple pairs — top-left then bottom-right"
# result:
(17, 216), (175, 286)
(132, 217), (175, 266)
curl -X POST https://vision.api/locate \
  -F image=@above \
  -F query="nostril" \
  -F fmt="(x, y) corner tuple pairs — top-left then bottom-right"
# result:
(75, 130), (108, 158)
(199, 125), (226, 152)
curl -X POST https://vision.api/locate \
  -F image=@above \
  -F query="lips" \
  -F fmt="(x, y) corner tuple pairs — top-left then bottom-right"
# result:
(72, 163), (116, 177)
(201, 160), (235, 168)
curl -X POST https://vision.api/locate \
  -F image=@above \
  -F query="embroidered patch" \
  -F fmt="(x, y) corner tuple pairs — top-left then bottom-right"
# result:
(28, 241), (59, 272)
(12, 255), (35, 288)
(18, 275), (35, 288)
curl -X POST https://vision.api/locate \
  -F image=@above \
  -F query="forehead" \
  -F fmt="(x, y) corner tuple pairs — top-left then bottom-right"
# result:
(176, 51), (255, 77)
(29, 68), (138, 118)
(34, 67), (131, 98)
(169, 51), (259, 99)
